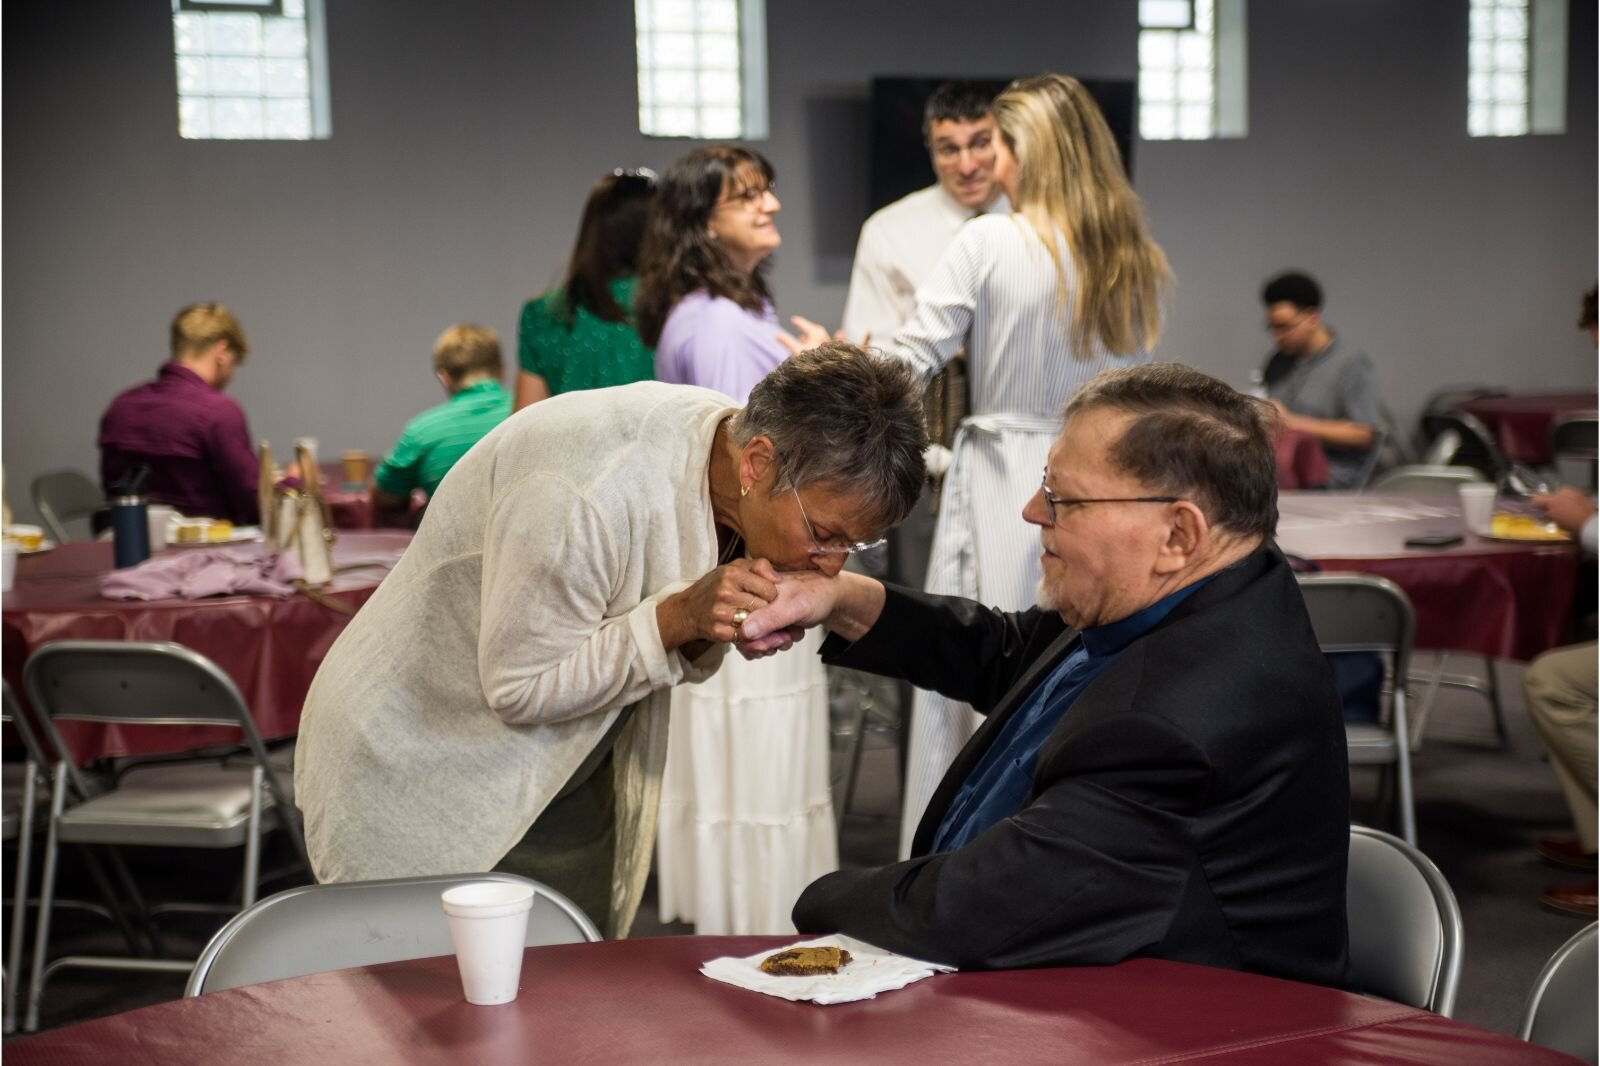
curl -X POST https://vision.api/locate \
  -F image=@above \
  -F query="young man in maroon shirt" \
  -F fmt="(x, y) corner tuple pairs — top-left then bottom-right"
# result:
(98, 302), (261, 524)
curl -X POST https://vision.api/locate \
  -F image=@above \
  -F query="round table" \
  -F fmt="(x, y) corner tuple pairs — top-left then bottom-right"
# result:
(5, 936), (1573, 1065)
(1455, 391), (1598, 465)
(2, 531), (410, 759)
(1276, 492), (1580, 659)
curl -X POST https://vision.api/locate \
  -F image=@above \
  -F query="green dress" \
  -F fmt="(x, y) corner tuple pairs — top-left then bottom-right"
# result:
(518, 277), (654, 395)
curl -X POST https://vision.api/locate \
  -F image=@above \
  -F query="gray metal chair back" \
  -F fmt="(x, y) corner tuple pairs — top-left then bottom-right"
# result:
(2, 681), (50, 1035)
(29, 469), (104, 544)
(1346, 825), (1463, 1017)
(1418, 410), (1505, 481)
(20, 640), (307, 1030)
(1518, 921), (1597, 1063)
(1550, 413), (1599, 458)
(1551, 414), (1599, 492)
(186, 872), (600, 996)
(1297, 574), (1417, 844)
(1368, 465), (1488, 495)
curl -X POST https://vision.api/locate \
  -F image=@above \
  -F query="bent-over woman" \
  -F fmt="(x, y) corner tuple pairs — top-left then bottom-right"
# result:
(295, 344), (926, 936)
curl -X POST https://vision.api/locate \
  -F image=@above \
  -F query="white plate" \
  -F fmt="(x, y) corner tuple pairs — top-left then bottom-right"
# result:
(14, 538), (57, 555)
(168, 525), (264, 548)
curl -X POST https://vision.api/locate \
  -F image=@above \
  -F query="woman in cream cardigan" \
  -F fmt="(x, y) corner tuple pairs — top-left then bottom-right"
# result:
(294, 344), (926, 936)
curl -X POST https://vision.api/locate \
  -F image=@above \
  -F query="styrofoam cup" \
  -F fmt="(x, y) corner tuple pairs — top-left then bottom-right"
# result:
(441, 881), (534, 1005)
(1, 542), (16, 593)
(1459, 483), (1497, 535)
(147, 505), (178, 551)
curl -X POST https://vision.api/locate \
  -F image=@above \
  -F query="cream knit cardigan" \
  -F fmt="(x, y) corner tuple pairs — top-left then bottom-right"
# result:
(295, 383), (735, 935)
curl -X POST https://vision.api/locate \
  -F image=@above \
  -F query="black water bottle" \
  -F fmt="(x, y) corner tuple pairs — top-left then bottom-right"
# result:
(110, 465), (151, 569)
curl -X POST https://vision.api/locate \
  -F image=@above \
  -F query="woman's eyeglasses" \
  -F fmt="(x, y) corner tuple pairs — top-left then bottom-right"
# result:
(790, 484), (885, 555)
(716, 180), (776, 210)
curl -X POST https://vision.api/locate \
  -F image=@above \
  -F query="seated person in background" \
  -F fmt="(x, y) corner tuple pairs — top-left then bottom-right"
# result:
(1259, 271), (1379, 489)
(1522, 480), (1598, 919)
(98, 301), (260, 523)
(739, 363), (1352, 988)
(372, 323), (511, 523)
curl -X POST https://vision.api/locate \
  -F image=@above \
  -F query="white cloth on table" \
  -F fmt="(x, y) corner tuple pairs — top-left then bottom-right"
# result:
(294, 384), (734, 937)
(655, 627), (836, 934)
(887, 214), (1152, 857)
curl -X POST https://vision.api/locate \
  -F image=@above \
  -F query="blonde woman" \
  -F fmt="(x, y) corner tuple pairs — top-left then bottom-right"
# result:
(887, 74), (1172, 853)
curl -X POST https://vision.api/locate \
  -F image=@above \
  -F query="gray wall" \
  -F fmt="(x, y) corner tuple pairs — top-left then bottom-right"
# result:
(4, 0), (1595, 523)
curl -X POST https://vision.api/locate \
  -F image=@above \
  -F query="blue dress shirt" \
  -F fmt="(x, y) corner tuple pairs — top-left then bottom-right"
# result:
(930, 578), (1215, 853)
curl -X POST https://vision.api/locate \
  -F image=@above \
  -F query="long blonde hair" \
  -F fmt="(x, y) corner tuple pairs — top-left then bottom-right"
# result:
(993, 74), (1171, 357)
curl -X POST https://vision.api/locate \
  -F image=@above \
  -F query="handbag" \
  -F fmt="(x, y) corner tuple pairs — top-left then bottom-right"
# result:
(257, 441), (336, 587)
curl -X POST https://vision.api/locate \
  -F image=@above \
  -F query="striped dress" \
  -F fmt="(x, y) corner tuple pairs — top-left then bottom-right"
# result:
(887, 213), (1152, 857)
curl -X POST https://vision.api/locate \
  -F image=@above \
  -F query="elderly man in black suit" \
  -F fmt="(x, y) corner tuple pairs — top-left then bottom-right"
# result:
(738, 362), (1350, 989)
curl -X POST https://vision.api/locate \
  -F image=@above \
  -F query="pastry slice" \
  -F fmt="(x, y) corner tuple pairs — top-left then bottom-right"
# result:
(759, 946), (853, 976)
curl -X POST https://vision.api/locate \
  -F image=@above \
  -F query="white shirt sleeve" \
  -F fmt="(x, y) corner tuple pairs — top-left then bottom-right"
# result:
(840, 217), (904, 347)
(885, 224), (982, 384)
(476, 472), (707, 725)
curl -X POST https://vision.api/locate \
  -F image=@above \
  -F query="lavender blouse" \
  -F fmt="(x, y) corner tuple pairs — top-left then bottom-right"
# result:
(654, 290), (788, 404)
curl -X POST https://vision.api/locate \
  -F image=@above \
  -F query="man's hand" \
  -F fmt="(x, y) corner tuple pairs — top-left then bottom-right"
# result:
(737, 569), (888, 660)
(1532, 487), (1597, 536)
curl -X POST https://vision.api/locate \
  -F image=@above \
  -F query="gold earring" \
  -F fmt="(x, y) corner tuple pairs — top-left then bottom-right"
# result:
(740, 484), (750, 498)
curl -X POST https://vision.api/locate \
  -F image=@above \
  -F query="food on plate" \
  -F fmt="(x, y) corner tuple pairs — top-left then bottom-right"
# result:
(1489, 512), (1571, 541)
(173, 519), (236, 544)
(2, 524), (45, 550)
(759, 946), (853, 976)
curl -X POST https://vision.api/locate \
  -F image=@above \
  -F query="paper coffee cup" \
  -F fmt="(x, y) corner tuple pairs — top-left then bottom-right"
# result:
(441, 881), (534, 1005)
(1458, 483), (1497, 536)
(341, 450), (370, 487)
(1, 542), (16, 593)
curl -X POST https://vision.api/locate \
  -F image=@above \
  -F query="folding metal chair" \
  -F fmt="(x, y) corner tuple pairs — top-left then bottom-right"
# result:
(1368, 465), (1488, 495)
(1346, 825), (1464, 1016)
(21, 640), (307, 1030)
(1363, 465), (1506, 748)
(1518, 921), (1597, 1062)
(2, 682), (49, 1034)
(28, 469), (105, 544)
(186, 872), (599, 996)
(1418, 410), (1506, 482)
(1297, 574), (1418, 845)
(1550, 413), (1598, 492)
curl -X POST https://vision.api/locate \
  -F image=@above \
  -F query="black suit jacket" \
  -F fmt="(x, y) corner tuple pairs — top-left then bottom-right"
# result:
(795, 549), (1351, 989)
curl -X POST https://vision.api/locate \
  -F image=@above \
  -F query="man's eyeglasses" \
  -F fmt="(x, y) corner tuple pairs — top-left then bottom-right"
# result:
(791, 484), (885, 555)
(1265, 311), (1311, 335)
(716, 180), (776, 210)
(1038, 469), (1179, 524)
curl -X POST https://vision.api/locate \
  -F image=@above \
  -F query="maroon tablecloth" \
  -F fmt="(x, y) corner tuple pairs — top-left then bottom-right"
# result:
(319, 462), (424, 531)
(1, 531), (410, 760)
(1456, 391), (1598, 464)
(1275, 427), (1330, 489)
(6, 936), (1575, 1065)
(1277, 493), (1579, 659)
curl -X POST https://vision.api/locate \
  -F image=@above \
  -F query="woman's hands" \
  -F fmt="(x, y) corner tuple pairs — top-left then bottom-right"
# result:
(658, 558), (785, 656)
(776, 316), (868, 356)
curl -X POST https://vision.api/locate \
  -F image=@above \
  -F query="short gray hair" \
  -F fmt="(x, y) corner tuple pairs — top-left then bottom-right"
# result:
(730, 342), (927, 529)
(1064, 362), (1277, 541)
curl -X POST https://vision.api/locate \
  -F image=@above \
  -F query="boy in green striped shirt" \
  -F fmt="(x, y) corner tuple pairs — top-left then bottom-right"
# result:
(372, 324), (512, 519)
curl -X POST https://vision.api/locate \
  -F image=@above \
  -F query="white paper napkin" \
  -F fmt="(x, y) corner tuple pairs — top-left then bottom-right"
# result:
(699, 935), (956, 1005)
